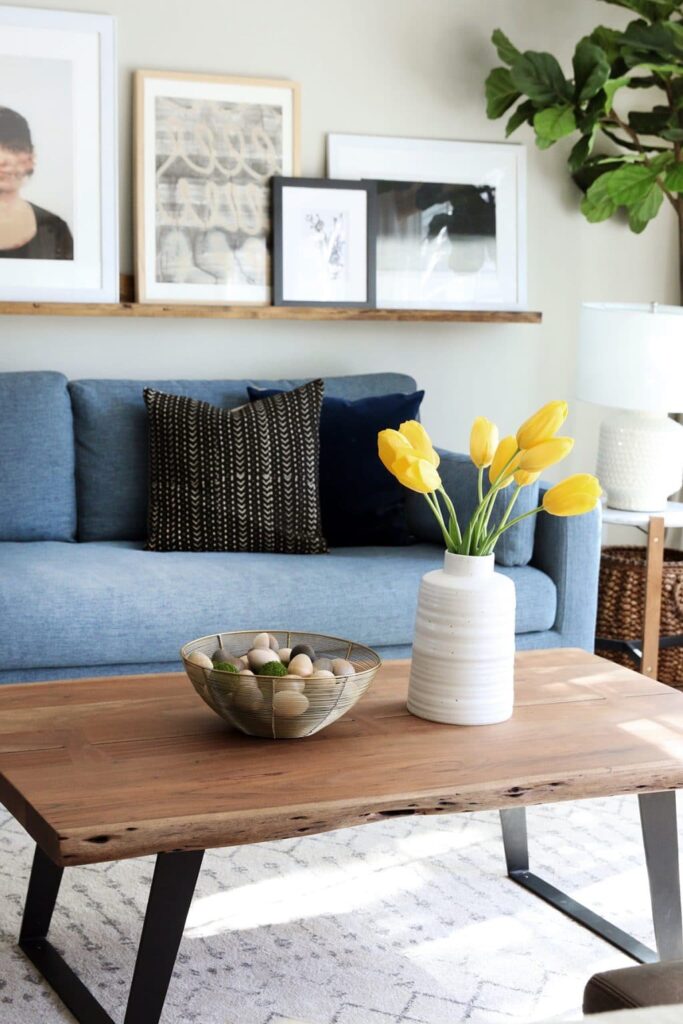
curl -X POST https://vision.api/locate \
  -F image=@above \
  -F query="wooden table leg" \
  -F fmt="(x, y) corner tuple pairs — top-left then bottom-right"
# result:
(642, 516), (665, 679)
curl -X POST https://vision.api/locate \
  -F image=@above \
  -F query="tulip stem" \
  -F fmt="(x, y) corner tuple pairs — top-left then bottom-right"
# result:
(438, 486), (462, 546)
(424, 492), (457, 552)
(481, 486), (522, 555)
(477, 466), (483, 505)
(482, 504), (543, 555)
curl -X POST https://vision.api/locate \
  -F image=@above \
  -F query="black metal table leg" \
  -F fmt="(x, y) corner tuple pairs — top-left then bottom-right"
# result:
(18, 845), (205, 1024)
(500, 798), (683, 964)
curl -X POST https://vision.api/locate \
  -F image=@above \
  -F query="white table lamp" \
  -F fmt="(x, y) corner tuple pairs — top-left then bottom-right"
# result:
(577, 302), (683, 511)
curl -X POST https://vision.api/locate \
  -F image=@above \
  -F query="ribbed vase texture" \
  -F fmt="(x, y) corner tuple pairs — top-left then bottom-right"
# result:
(408, 552), (516, 725)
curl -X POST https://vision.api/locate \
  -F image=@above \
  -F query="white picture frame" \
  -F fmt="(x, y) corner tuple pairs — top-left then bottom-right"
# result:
(134, 70), (300, 306)
(327, 133), (527, 311)
(0, 5), (118, 303)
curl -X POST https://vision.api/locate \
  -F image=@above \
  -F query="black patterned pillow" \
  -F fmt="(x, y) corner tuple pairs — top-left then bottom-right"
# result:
(144, 380), (327, 553)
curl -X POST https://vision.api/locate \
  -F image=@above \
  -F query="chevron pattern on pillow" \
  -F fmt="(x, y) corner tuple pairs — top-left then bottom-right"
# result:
(144, 380), (327, 553)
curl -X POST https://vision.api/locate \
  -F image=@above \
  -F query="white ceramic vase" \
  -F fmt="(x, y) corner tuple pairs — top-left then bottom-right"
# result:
(407, 552), (516, 726)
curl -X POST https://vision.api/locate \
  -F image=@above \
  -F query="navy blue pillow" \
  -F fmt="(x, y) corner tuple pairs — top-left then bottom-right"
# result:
(248, 386), (424, 546)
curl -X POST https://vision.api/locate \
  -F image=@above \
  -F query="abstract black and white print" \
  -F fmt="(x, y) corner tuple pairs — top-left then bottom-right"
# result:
(304, 209), (346, 283)
(154, 97), (283, 290)
(376, 179), (497, 281)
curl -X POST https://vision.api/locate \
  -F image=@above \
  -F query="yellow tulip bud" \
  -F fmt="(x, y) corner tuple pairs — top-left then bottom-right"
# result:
(516, 400), (568, 450)
(469, 417), (499, 469)
(378, 429), (412, 474)
(542, 474), (602, 517)
(518, 437), (574, 473)
(392, 453), (442, 494)
(398, 420), (440, 468)
(514, 469), (541, 487)
(489, 435), (521, 488)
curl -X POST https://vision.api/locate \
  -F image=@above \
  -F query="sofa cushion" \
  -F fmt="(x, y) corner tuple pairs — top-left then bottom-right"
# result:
(0, 371), (76, 542)
(0, 541), (557, 672)
(248, 385), (424, 546)
(406, 451), (539, 567)
(144, 381), (326, 553)
(69, 373), (416, 542)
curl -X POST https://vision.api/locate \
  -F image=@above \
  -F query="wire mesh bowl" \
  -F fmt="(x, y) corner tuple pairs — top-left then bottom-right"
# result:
(181, 630), (382, 739)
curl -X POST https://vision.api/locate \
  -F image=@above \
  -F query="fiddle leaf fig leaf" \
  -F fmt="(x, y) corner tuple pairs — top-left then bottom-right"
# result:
(628, 184), (664, 233)
(485, 67), (521, 118)
(665, 163), (683, 191)
(491, 28), (521, 66)
(510, 51), (572, 104)
(606, 162), (661, 204)
(569, 132), (596, 173)
(581, 172), (619, 222)
(534, 105), (577, 143)
(603, 74), (632, 111)
(505, 99), (537, 136)
(573, 40), (611, 101)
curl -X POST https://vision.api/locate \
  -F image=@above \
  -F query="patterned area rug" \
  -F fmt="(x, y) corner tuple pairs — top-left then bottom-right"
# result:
(0, 795), (678, 1024)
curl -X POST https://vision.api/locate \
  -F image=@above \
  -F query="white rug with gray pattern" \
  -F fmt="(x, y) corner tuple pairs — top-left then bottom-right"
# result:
(0, 795), (679, 1024)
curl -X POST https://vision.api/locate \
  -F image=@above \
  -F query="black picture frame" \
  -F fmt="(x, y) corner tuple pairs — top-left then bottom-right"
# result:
(272, 176), (377, 308)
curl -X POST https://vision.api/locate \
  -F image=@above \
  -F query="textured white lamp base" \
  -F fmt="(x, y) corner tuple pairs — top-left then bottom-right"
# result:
(597, 410), (683, 512)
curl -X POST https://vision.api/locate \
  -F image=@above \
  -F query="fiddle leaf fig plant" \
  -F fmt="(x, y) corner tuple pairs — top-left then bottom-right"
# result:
(485, 0), (683, 298)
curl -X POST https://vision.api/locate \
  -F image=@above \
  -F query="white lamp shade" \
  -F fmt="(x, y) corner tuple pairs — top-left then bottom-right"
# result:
(577, 302), (683, 413)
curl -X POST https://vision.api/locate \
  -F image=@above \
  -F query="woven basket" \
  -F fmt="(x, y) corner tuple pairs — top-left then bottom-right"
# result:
(596, 545), (683, 689)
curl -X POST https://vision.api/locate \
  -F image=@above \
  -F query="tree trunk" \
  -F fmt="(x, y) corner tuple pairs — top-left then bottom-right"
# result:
(679, 196), (683, 305)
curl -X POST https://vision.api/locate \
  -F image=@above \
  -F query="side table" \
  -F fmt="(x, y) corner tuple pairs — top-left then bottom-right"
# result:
(599, 502), (683, 679)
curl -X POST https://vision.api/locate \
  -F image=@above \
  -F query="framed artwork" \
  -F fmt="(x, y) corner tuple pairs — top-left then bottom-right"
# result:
(135, 70), (300, 306)
(0, 6), (118, 302)
(272, 177), (376, 308)
(327, 133), (526, 311)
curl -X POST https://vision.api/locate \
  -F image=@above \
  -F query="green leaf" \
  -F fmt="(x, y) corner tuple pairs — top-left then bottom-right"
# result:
(534, 105), (577, 143)
(662, 127), (683, 140)
(510, 51), (572, 105)
(581, 172), (619, 222)
(628, 184), (664, 233)
(620, 22), (683, 61)
(606, 162), (660, 204)
(573, 40), (611, 102)
(602, 0), (682, 16)
(665, 163), (683, 191)
(491, 28), (520, 67)
(485, 67), (521, 119)
(505, 99), (536, 136)
(589, 26), (623, 65)
(603, 75), (632, 112)
(569, 132), (596, 173)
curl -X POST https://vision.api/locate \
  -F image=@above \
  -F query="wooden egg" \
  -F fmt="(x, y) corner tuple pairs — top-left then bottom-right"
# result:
(269, 634), (280, 651)
(313, 657), (333, 672)
(211, 646), (232, 664)
(274, 678), (306, 693)
(273, 690), (309, 718)
(278, 647), (292, 665)
(290, 643), (316, 661)
(239, 668), (255, 676)
(252, 632), (271, 650)
(234, 681), (265, 712)
(306, 673), (337, 696)
(287, 653), (313, 677)
(187, 650), (213, 669)
(331, 658), (356, 677)
(340, 679), (360, 701)
(248, 647), (281, 670)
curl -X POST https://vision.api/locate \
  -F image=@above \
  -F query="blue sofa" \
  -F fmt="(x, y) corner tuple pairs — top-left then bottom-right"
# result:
(0, 371), (601, 684)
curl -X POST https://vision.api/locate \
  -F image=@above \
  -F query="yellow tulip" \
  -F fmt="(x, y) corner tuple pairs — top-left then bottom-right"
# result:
(378, 429), (412, 474)
(489, 435), (522, 487)
(514, 469), (541, 487)
(392, 453), (442, 494)
(399, 420), (440, 468)
(516, 400), (568, 450)
(543, 474), (602, 516)
(518, 437), (574, 473)
(469, 417), (499, 469)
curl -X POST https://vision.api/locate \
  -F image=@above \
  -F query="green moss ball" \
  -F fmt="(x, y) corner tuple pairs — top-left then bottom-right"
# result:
(257, 661), (288, 677)
(213, 661), (238, 673)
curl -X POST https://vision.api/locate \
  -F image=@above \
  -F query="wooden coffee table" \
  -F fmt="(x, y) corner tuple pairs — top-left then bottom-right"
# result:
(2, 649), (683, 1024)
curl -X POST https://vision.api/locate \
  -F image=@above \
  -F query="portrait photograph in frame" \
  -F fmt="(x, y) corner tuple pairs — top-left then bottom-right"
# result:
(0, 5), (118, 302)
(135, 71), (300, 306)
(327, 133), (526, 311)
(272, 176), (376, 308)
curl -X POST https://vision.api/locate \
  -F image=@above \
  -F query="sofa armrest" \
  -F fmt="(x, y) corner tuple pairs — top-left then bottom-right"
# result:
(531, 483), (602, 651)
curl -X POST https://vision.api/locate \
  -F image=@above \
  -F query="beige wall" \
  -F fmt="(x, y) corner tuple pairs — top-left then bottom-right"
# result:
(0, 0), (678, 481)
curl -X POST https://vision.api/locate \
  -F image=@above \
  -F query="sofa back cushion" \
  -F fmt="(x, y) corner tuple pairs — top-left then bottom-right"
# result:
(0, 371), (76, 541)
(69, 373), (416, 541)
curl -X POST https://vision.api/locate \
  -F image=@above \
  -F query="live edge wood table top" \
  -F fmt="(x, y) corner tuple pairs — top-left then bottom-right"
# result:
(2, 649), (683, 869)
